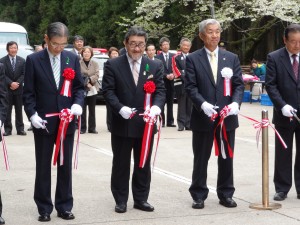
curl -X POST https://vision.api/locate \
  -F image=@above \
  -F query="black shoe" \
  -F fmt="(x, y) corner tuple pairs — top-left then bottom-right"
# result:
(88, 130), (98, 134)
(115, 202), (127, 213)
(273, 192), (287, 201)
(0, 216), (5, 224)
(3, 132), (11, 136)
(17, 131), (27, 135)
(178, 127), (184, 131)
(219, 198), (237, 208)
(57, 211), (75, 220)
(167, 124), (176, 127)
(133, 201), (154, 212)
(80, 130), (86, 134)
(27, 126), (33, 131)
(162, 124), (165, 127)
(297, 194), (300, 199)
(185, 127), (191, 130)
(192, 199), (204, 209)
(38, 213), (51, 222)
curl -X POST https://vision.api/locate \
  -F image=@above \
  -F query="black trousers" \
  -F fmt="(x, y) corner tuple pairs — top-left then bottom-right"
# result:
(274, 124), (300, 194)
(4, 94), (24, 133)
(81, 95), (96, 132)
(176, 92), (192, 129)
(106, 104), (112, 132)
(110, 134), (153, 204)
(189, 128), (235, 201)
(161, 82), (174, 125)
(34, 133), (74, 215)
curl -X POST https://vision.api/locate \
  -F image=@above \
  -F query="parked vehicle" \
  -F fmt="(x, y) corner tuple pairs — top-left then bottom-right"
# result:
(92, 53), (109, 103)
(0, 22), (34, 59)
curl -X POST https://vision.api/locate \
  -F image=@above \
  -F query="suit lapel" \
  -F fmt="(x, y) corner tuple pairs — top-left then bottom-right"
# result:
(217, 50), (227, 86)
(281, 49), (298, 83)
(137, 57), (148, 89)
(39, 49), (57, 90)
(120, 55), (136, 92)
(198, 48), (215, 86)
(59, 51), (68, 89)
(5, 56), (13, 75)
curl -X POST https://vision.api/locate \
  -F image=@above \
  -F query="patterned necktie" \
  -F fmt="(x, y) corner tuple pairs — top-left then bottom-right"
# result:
(132, 60), (139, 85)
(210, 52), (217, 82)
(52, 56), (60, 88)
(292, 54), (299, 80)
(11, 57), (15, 71)
(165, 54), (169, 66)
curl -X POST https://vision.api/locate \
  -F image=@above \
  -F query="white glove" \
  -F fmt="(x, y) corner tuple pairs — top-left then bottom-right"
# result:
(149, 105), (161, 118)
(227, 102), (240, 116)
(281, 104), (295, 117)
(0, 120), (2, 128)
(201, 101), (217, 117)
(71, 104), (83, 116)
(30, 113), (46, 129)
(119, 106), (135, 119)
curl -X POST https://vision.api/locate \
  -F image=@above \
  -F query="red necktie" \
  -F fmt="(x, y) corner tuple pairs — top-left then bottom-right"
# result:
(292, 54), (299, 80)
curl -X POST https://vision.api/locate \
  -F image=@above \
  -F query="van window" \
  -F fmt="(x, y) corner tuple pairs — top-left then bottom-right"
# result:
(0, 32), (28, 45)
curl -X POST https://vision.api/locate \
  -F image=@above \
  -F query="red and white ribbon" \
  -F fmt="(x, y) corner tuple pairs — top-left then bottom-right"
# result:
(1, 126), (9, 170)
(224, 78), (232, 96)
(60, 79), (72, 97)
(46, 109), (80, 167)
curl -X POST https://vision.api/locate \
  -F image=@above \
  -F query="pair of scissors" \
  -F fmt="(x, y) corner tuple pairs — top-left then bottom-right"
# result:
(291, 111), (300, 124)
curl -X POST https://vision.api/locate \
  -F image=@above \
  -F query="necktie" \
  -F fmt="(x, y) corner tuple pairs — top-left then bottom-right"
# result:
(292, 54), (299, 80)
(132, 60), (139, 85)
(210, 52), (217, 82)
(11, 58), (15, 71)
(52, 56), (60, 88)
(165, 54), (169, 66)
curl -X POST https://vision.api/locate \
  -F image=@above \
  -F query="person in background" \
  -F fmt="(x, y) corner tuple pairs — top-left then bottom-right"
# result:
(251, 59), (266, 81)
(185, 18), (244, 210)
(172, 37), (192, 131)
(0, 41), (26, 136)
(35, 45), (43, 52)
(80, 46), (99, 134)
(23, 22), (84, 222)
(102, 26), (165, 213)
(0, 62), (9, 225)
(265, 23), (300, 202)
(71, 35), (84, 58)
(156, 37), (176, 127)
(146, 44), (156, 60)
(106, 47), (120, 132)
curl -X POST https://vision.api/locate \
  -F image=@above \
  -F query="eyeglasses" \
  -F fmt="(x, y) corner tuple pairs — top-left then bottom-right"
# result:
(49, 41), (68, 49)
(128, 42), (146, 49)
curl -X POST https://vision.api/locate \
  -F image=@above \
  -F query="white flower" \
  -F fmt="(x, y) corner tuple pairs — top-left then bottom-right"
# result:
(221, 67), (233, 79)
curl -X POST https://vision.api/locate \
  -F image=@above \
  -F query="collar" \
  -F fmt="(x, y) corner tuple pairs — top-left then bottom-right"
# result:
(205, 46), (219, 57)
(47, 48), (61, 61)
(286, 48), (299, 58)
(126, 53), (142, 64)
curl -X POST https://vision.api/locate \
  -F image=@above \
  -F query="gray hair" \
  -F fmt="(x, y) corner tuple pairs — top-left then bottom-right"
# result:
(199, 19), (222, 34)
(124, 26), (148, 43)
(46, 22), (69, 40)
(179, 37), (191, 46)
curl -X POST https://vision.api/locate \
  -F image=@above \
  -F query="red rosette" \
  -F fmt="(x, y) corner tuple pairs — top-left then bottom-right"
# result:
(62, 68), (75, 80)
(144, 81), (156, 94)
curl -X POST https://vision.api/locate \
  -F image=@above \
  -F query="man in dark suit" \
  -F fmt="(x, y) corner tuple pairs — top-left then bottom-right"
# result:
(172, 38), (192, 131)
(185, 19), (244, 209)
(71, 35), (84, 58)
(23, 22), (84, 222)
(0, 41), (26, 136)
(265, 24), (300, 201)
(155, 37), (175, 127)
(102, 26), (165, 213)
(0, 62), (9, 225)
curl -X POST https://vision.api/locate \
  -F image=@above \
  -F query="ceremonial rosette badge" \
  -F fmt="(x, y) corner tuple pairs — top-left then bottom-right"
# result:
(60, 68), (75, 97)
(221, 67), (233, 96)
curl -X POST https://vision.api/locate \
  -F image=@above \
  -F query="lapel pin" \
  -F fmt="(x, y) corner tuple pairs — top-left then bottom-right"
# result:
(223, 58), (226, 60)
(143, 71), (146, 76)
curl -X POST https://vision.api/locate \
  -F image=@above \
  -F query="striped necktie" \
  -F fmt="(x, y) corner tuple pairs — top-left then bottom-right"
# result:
(11, 58), (15, 71)
(52, 56), (60, 88)
(132, 60), (139, 85)
(292, 54), (299, 80)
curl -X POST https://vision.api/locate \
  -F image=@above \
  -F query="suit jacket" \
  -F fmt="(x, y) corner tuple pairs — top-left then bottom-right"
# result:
(0, 63), (8, 140)
(0, 55), (25, 95)
(156, 52), (175, 89)
(80, 59), (100, 91)
(23, 49), (84, 135)
(102, 54), (166, 138)
(265, 47), (300, 127)
(185, 48), (244, 132)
